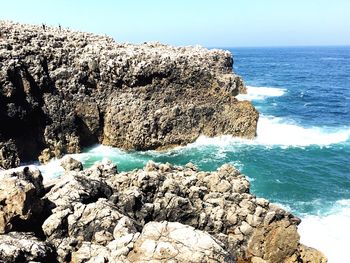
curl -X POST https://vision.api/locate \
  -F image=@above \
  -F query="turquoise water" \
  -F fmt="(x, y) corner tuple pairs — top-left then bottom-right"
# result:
(40, 47), (350, 262)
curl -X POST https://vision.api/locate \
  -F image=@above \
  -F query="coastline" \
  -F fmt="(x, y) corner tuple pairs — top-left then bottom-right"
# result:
(0, 21), (330, 262)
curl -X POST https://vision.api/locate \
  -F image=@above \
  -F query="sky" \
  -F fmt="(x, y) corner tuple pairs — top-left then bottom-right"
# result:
(1, 0), (349, 47)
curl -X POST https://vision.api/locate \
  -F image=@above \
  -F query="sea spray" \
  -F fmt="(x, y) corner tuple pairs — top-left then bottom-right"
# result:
(236, 86), (286, 101)
(299, 200), (350, 263)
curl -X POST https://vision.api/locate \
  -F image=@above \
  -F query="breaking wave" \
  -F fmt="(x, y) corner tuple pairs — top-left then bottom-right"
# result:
(298, 199), (350, 263)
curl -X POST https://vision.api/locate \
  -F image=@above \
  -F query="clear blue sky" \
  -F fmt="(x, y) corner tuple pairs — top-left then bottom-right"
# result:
(1, 0), (349, 47)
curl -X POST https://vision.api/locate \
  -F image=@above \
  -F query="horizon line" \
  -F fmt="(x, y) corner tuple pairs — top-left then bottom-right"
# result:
(207, 44), (350, 49)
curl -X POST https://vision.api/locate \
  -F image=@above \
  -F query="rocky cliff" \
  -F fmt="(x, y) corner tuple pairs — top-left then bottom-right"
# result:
(0, 21), (258, 169)
(0, 158), (327, 263)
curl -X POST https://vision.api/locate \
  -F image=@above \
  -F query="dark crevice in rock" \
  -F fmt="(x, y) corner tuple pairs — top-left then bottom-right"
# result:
(75, 117), (98, 147)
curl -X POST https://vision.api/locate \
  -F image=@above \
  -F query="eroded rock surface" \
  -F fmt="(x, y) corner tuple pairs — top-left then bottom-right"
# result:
(60, 155), (83, 171)
(0, 140), (19, 169)
(0, 157), (326, 262)
(1, 159), (322, 262)
(0, 21), (258, 168)
(0, 166), (44, 234)
(127, 221), (234, 262)
(0, 232), (55, 263)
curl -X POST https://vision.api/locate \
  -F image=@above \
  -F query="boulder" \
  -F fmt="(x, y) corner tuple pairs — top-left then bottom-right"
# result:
(44, 172), (112, 209)
(0, 232), (55, 263)
(60, 155), (83, 171)
(0, 166), (44, 233)
(127, 221), (234, 262)
(43, 199), (132, 262)
(298, 245), (327, 263)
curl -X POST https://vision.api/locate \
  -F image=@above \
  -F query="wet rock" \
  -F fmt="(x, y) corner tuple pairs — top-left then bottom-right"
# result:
(60, 156), (83, 171)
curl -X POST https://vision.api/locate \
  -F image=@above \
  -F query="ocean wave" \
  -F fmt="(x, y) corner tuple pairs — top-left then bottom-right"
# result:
(236, 86), (286, 101)
(38, 158), (64, 181)
(255, 116), (350, 147)
(182, 116), (350, 148)
(298, 199), (350, 263)
(38, 145), (150, 179)
(38, 145), (119, 179)
(38, 116), (350, 179)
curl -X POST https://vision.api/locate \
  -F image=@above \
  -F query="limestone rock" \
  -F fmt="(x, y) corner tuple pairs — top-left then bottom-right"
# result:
(0, 21), (258, 166)
(127, 221), (234, 262)
(0, 166), (44, 233)
(105, 161), (310, 261)
(298, 244), (327, 263)
(44, 172), (112, 209)
(0, 160), (326, 262)
(43, 199), (131, 262)
(60, 155), (83, 171)
(0, 232), (55, 263)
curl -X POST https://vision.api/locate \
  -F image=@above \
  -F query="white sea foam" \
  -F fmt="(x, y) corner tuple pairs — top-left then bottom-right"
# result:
(38, 145), (144, 179)
(298, 200), (350, 263)
(255, 116), (350, 147)
(272, 202), (292, 212)
(236, 86), (286, 101)
(87, 144), (124, 156)
(183, 116), (350, 148)
(38, 158), (64, 181)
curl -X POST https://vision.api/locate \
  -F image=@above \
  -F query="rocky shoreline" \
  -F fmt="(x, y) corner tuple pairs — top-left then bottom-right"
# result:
(0, 21), (257, 169)
(0, 21), (326, 262)
(0, 157), (326, 262)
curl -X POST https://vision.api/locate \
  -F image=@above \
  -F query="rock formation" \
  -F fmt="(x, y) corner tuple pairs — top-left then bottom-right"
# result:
(0, 159), (327, 262)
(0, 21), (326, 263)
(0, 166), (45, 234)
(0, 21), (258, 168)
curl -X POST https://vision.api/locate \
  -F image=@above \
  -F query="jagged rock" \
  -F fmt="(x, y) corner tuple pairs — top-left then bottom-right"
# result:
(0, 140), (20, 169)
(0, 21), (258, 167)
(0, 232), (55, 263)
(60, 155), (83, 171)
(0, 166), (44, 233)
(42, 165), (123, 262)
(43, 199), (132, 262)
(247, 218), (300, 262)
(72, 228), (140, 263)
(127, 221), (234, 262)
(0, 160), (326, 262)
(87, 158), (118, 179)
(44, 172), (112, 208)
(298, 245), (327, 263)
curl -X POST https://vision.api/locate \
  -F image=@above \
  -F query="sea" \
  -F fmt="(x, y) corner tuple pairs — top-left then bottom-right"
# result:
(39, 46), (350, 263)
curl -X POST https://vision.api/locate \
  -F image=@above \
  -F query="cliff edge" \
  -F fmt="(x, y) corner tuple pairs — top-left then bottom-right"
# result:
(0, 21), (258, 168)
